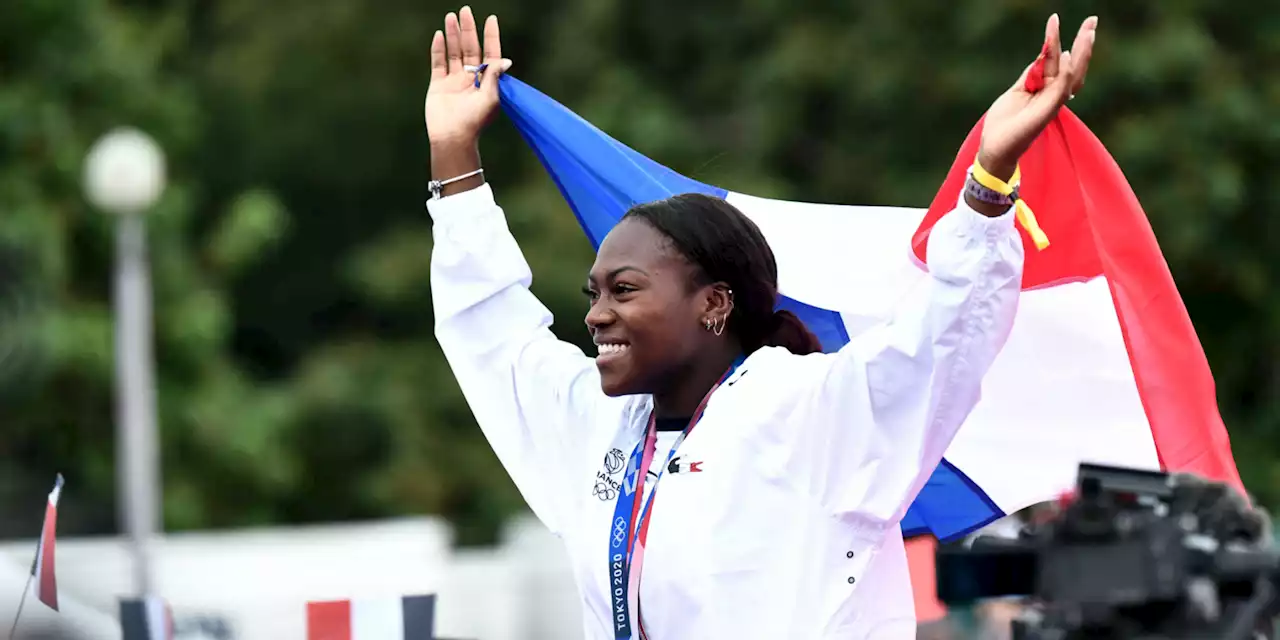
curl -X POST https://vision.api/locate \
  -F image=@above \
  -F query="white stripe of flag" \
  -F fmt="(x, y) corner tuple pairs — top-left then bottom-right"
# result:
(307, 594), (436, 640)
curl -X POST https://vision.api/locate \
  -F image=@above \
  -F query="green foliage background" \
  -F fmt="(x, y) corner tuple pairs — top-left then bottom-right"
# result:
(1, 0), (1276, 545)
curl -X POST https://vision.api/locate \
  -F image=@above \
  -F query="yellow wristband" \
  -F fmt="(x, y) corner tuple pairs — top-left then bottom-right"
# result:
(971, 158), (1050, 251)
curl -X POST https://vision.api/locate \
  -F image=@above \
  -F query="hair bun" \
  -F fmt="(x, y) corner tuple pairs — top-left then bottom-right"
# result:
(763, 309), (823, 356)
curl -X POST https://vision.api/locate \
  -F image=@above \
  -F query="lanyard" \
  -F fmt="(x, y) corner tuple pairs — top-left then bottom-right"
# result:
(607, 358), (741, 640)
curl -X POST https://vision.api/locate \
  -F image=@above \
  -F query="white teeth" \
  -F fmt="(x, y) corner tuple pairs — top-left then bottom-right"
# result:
(597, 343), (629, 356)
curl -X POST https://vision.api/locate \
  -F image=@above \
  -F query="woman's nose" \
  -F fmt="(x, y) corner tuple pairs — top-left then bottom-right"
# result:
(585, 300), (614, 330)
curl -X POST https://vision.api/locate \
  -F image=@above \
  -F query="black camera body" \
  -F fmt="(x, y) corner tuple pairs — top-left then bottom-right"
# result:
(935, 463), (1276, 639)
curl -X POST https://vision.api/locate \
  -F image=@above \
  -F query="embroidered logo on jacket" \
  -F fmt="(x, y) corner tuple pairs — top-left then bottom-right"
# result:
(603, 447), (625, 474)
(592, 448), (626, 501)
(667, 456), (704, 474)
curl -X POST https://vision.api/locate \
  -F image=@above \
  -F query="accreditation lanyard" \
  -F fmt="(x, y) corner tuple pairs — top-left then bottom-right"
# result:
(607, 359), (741, 640)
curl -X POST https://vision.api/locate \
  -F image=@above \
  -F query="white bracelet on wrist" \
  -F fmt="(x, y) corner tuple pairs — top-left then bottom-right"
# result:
(427, 168), (484, 201)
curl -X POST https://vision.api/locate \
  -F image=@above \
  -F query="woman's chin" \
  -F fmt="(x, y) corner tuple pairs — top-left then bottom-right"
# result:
(597, 353), (655, 397)
(597, 355), (628, 396)
(598, 370), (641, 397)
(599, 375), (630, 397)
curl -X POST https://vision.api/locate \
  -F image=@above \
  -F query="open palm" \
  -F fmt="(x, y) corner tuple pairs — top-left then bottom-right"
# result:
(979, 14), (1099, 181)
(424, 7), (510, 147)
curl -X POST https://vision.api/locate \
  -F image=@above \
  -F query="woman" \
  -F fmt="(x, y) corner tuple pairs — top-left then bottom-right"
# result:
(426, 7), (1096, 639)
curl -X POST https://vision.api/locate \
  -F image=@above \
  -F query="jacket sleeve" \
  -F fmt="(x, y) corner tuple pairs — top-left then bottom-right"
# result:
(786, 194), (1024, 526)
(429, 183), (613, 536)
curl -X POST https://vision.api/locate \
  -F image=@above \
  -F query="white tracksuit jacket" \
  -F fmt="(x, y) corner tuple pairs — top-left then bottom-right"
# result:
(429, 183), (1023, 639)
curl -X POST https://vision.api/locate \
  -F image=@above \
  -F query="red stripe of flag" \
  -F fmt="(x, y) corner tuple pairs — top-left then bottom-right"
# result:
(904, 48), (1242, 619)
(36, 498), (58, 611)
(911, 108), (1242, 494)
(307, 600), (352, 640)
(31, 474), (63, 612)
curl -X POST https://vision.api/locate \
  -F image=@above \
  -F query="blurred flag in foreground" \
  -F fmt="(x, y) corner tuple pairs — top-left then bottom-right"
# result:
(31, 474), (64, 611)
(307, 594), (436, 640)
(120, 596), (174, 640)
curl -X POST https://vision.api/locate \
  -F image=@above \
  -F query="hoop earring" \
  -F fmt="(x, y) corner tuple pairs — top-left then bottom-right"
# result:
(713, 316), (726, 336)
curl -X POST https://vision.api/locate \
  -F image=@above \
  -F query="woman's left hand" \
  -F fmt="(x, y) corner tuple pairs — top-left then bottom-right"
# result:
(977, 14), (1098, 182)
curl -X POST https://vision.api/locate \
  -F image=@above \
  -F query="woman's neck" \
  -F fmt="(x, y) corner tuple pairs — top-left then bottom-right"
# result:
(651, 344), (742, 419)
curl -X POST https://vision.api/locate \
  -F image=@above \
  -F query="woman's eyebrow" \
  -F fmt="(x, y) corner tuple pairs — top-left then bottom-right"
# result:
(587, 266), (649, 284)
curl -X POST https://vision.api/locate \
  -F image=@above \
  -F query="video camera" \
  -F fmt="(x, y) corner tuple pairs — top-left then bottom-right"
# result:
(935, 463), (1278, 639)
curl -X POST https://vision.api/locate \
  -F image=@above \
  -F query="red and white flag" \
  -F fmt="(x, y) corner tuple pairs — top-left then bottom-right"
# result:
(307, 594), (436, 640)
(30, 473), (64, 611)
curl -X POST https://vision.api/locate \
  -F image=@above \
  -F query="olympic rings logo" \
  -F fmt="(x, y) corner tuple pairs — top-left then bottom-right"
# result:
(612, 516), (628, 548)
(593, 480), (618, 502)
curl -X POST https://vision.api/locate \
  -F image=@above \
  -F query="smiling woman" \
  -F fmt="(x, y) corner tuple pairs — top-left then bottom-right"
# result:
(584, 193), (822, 406)
(425, 5), (1094, 639)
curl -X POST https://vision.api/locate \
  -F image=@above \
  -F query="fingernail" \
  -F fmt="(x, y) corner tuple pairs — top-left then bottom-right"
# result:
(501, 58), (513, 72)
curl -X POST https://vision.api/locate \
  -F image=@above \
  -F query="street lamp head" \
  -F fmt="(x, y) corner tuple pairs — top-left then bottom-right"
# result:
(84, 127), (167, 216)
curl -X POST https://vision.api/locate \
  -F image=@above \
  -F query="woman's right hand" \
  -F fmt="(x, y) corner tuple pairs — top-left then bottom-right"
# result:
(425, 7), (510, 148)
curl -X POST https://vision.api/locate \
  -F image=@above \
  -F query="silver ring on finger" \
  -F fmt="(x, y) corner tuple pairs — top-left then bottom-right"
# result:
(463, 63), (488, 88)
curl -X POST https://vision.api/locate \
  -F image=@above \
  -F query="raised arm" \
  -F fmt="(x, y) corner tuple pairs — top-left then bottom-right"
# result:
(426, 8), (615, 536)
(784, 14), (1099, 526)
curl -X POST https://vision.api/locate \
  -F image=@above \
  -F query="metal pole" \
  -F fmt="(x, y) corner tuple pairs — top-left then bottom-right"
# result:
(114, 213), (159, 596)
(7, 573), (32, 640)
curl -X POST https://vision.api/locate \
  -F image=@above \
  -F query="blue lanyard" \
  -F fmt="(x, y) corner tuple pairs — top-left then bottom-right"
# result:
(607, 435), (647, 639)
(606, 357), (742, 639)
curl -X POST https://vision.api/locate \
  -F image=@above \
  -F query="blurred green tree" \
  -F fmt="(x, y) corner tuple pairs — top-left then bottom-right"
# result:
(0, 0), (299, 536)
(1, 0), (1275, 546)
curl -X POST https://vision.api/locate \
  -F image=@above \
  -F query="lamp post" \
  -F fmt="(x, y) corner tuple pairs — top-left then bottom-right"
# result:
(83, 127), (166, 596)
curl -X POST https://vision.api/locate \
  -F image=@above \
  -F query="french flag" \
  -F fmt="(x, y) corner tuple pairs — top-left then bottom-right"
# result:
(495, 73), (1243, 544)
(306, 595), (437, 640)
(30, 473), (64, 611)
(119, 596), (174, 640)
